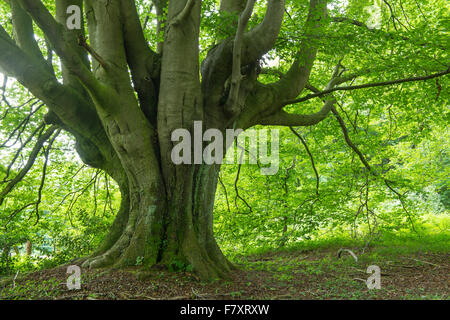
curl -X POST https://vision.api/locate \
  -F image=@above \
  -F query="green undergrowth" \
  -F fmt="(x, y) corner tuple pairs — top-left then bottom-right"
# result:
(228, 214), (449, 262)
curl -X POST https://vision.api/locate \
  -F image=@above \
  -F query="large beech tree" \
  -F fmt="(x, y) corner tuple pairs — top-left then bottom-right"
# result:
(0, 0), (448, 279)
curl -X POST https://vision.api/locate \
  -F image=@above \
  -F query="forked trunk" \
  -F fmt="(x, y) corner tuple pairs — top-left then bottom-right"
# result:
(80, 0), (234, 280)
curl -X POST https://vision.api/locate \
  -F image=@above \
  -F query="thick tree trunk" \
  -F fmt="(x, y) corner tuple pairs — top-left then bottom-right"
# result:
(82, 162), (233, 280)
(75, 0), (234, 280)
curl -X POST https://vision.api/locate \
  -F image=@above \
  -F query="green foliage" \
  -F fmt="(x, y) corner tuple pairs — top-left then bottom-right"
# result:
(168, 259), (194, 273)
(0, 82), (119, 274)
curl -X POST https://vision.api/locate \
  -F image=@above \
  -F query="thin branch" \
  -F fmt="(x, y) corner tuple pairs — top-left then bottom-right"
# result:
(65, 169), (101, 221)
(1, 122), (46, 184)
(331, 107), (372, 172)
(32, 129), (60, 225)
(413, 0), (428, 22)
(0, 125), (58, 207)
(283, 68), (450, 106)
(0, 102), (43, 148)
(77, 35), (107, 69)
(218, 174), (231, 213)
(282, 155), (296, 195)
(234, 152), (252, 214)
(382, 0), (398, 31)
(332, 106), (417, 232)
(3, 202), (35, 231)
(103, 172), (114, 217)
(289, 127), (319, 196)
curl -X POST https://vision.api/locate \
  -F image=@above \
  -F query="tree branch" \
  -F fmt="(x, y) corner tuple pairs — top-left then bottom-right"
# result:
(332, 105), (417, 232)
(234, 162), (252, 214)
(258, 100), (334, 126)
(9, 0), (47, 63)
(0, 24), (118, 175)
(225, 0), (257, 116)
(1, 122), (45, 183)
(17, 0), (106, 98)
(77, 35), (107, 69)
(270, 0), (327, 102)
(289, 127), (319, 196)
(201, 0), (285, 109)
(282, 68), (450, 106)
(235, 0), (328, 129)
(55, 0), (90, 91)
(242, 0), (285, 63)
(151, 0), (168, 53)
(32, 128), (60, 226)
(0, 125), (58, 207)
(256, 62), (341, 127)
(120, 0), (159, 123)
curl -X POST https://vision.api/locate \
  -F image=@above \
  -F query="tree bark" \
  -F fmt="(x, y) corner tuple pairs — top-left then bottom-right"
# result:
(82, 161), (233, 280)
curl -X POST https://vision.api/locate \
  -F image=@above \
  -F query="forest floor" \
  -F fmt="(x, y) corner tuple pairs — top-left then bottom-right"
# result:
(0, 234), (449, 300)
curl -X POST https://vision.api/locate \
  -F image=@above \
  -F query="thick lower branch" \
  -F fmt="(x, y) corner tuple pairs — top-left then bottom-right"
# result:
(257, 99), (335, 126)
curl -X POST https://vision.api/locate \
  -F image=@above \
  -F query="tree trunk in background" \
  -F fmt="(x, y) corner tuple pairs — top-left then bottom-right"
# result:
(25, 240), (32, 256)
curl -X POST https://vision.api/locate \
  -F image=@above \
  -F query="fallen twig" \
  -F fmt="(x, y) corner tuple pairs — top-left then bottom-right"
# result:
(337, 248), (358, 262)
(409, 258), (441, 268)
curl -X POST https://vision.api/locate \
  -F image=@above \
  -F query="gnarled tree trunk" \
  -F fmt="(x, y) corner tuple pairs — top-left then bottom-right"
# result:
(0, 0), (329, 279)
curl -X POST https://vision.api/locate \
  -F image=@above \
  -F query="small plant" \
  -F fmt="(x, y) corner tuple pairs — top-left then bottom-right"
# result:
(168, 259), (193, 272)
(135, 256), (144, 266)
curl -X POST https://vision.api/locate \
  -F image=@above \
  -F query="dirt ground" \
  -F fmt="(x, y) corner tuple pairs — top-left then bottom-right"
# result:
(0, 247), (448, 300)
